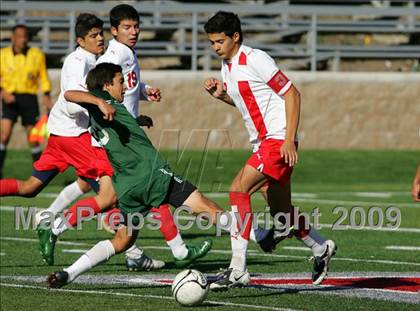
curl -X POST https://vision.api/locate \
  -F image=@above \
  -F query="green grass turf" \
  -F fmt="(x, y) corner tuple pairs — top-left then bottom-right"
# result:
(1, 149), (419, 310)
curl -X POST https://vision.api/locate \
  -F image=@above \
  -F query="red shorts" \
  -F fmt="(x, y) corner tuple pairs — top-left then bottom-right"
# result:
(247, 139), (297, 186)
(33, 132), (113, 179)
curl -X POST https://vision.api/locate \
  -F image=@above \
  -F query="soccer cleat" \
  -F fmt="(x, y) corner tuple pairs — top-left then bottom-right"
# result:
(126, 253), (166, 271)
(312, 240), (337, 285)
(258, 226), (294, 253)
(209, 268), (250, 291)
(37, 226), (57, 266)
(47, 271), (69, 288)
(174, 239), (213, 268)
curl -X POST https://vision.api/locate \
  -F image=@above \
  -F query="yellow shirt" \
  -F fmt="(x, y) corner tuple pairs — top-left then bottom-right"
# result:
(0, 46), (51, 95)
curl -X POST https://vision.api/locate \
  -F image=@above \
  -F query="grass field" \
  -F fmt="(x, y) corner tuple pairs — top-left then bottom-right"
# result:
(1, 149), (419, 310)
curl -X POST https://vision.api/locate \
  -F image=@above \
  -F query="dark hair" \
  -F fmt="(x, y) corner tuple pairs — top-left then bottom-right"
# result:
(75, 13), (103, 39)
(86, 63), (122, 91)
(204, 11), (243, 43)
(110, 4), (139, 29)
(12, 24), (28, 33)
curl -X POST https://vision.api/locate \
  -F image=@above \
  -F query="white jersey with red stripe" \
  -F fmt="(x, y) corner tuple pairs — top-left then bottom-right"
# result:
(48, 47), (95, 136)
(97, 39), (148, 118)
(221, 44), (293, 149)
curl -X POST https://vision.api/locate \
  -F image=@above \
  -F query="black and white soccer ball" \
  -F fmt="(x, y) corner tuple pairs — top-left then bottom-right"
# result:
(172, 269), (209, 306)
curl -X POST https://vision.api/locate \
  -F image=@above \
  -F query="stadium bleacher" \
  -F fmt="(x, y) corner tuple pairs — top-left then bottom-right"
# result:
(0, 0), (419, 71)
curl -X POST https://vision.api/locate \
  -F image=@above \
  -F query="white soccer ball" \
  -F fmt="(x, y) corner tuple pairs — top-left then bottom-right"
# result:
(172, 269), (209, 306)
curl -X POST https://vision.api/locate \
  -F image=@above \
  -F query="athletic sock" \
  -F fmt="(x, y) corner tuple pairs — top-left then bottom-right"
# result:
(151, 204), (188, 259)
(219, 210), (264, 243)
(228, 192), (253, 272)
(296, 226), (327, 257)
(52, 197), (101, 236)
(0, 178), (18, 196)
(64, 240), (115, 283)
(31, 146), (43, 162)
(46, 181), (84, 216)
(125, 244), (144, 259)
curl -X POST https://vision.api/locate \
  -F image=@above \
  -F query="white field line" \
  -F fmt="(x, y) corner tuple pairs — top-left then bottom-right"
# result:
(0, 283), (300, 311)
(62, 249), (87, 254)
(14, 191), (419, 208)
(0, 252), (5, 256)
(385, 246), (420, 251)
(1, 205), (419, 233)
(2, 236), (420, 267)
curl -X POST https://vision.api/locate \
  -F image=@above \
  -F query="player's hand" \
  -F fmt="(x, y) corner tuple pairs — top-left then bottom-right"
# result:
(1, 91), (15, 104)
(136, 115), (154, 128)
(204, 78), (224, 99)
(146, 87), (161, 102)
(97, 100), (116, 121)
(280, 140), (298, 167)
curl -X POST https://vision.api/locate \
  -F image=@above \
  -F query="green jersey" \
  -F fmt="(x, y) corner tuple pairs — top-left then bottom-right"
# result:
(83, 90), (172, 214)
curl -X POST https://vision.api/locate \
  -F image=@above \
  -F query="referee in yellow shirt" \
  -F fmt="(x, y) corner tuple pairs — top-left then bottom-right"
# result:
(0, 24), (53, 177)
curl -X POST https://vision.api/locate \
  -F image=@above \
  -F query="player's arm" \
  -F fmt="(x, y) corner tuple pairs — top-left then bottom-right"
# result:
(281, 85), (300, 167)
(64, 90), (115, 121)
(203, 77), (234, 106)
(412, 163), (420, 202)
(37, 50), (53, 110)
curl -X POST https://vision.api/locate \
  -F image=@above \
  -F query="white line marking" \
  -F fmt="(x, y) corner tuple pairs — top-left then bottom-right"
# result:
(290, 198), (419, 208)
(0, 237), (90, 246)
(282, 247), (311, 252)
(0, 283), (300, 311)
(385, 246), (420, 251)
(0, 252), (5, 256)
(2, 236), (420, 266)
(62, 249), (87, 254)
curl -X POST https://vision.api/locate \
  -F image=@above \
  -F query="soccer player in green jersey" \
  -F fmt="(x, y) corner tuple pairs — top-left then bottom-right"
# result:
(47, 62), (282, 288)
(46, 63), (225, 288)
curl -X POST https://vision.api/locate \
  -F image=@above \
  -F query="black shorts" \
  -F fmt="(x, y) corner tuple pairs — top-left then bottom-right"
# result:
(120, 176), (197, 226)
(1, 93), (39, 126)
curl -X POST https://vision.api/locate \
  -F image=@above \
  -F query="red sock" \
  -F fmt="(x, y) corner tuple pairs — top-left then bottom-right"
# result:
(64, 197), (101, 227)
(0, 179), (19, 196)
(229, 192), (253, 240)
(151, 204), (178, 241)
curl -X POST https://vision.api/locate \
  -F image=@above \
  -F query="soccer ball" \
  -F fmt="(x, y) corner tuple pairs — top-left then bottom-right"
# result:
(172, 269), (209, 306)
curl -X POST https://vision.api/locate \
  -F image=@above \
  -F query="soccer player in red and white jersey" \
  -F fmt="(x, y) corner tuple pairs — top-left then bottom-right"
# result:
(0, 14), (118, 265)
(204, 11), (337, 289)
(43, 5), (214, 270)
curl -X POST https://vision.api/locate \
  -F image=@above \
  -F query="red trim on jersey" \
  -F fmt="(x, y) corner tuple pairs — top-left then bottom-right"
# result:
(227, 63), (232, 72)
(267, 70), (289, 94)
(238, 52), (247, 65)
(282, 82), (293, 95)
(238, 81), (268, 140)
(223, 82), (227, 91)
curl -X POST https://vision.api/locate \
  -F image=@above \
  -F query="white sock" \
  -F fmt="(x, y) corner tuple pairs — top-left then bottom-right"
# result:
(298, 227), (327, 257)
(219, 211), (266, 243)
(64, 240), (115, 282)
(167, 233), (188, 259)
(51, 216), (71, 236)
(47, 181), (84, 216)
(125, 244), (144, 259)
(227, 206), (249, 272)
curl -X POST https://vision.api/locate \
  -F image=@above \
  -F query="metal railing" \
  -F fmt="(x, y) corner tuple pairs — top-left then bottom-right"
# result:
(1, 1), (419, 71)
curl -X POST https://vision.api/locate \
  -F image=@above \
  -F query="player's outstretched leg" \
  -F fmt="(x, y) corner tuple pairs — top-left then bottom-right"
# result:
(47, 225), (138, 288)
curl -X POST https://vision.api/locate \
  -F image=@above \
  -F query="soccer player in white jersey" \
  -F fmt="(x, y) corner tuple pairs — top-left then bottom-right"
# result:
(203, 11), (337, 289)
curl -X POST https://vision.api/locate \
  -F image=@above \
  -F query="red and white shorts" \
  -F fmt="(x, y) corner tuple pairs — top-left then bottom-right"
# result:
(33, 132), (113, 180)
(247, 139), (297, 186)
